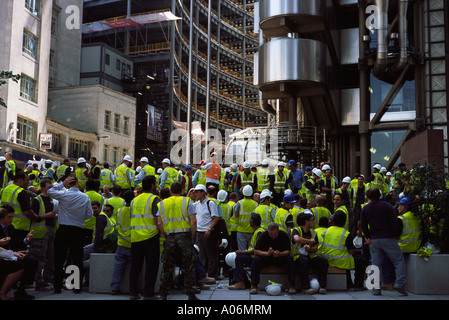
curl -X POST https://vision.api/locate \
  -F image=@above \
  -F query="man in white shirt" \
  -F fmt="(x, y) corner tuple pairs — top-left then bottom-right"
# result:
(194, 184), (220, 280)
(47, 175), (93, 294)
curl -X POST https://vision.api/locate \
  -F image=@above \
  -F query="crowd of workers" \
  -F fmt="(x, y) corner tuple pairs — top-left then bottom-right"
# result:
(0, 150), (444, 300)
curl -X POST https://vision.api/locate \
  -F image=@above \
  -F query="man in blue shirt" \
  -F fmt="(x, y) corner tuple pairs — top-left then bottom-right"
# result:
(287, 160), (305, 194)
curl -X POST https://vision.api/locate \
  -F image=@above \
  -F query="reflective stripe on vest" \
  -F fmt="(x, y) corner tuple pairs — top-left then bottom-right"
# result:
(130, 194), (158, 242)
(75, 167), (88, 189)
(197, 170), (207, 186)
(334, 205), (349, 230)
(31, 195), (47, 239)
(248, 227), (266, 257)
(56, 164), (68, 179)
(158, 196), (190, 235)
(321, 226), (354, 269)
(237, 199), (257, 233)
(257, 168), (269, 192)
(100, 169), (113, 188)
(274, 208), (291, 233)
(228, 201), (238, 231)
(93, 212), (115, 240)
(305, 179), (320, 201)
(254, 204), (274, 228)
(291, 227), (317, 260)
(0, 184), (30, 231)
(398, 211), (422, 253)
(206, 162), (221, 180)
(115, 164), (131, 189)
(162, 167), (179, 188)
(240, 171), (255, 187)
(117, 206), (131, 248)
(273, 171), (286, 193)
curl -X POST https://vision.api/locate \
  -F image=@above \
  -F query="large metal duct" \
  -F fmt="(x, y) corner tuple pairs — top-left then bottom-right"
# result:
(372, 0), (390, 80)
(390, 0), (410, 75)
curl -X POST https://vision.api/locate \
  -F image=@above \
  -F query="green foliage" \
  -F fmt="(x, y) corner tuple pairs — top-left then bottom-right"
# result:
(404, 162), (449, 252)
(0, 71), (21, 108)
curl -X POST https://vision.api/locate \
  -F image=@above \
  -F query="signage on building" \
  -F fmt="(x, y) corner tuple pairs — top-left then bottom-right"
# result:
(147, 105), (164, 143)
(39, 133), (53, 149)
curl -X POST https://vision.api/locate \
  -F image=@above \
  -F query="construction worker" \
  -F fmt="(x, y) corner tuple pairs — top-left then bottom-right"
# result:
(89, 157), (102, 189)
(26, 164), (40, 189)
(227, 192), (239, 252)
(43, 160), (56, 183)
(156, 182), (198, 300)
(397, 197), (422, 253)
(201, 152), (221, 191)
(134, 157), (155, 187)
(75, 157), (90, 192)
(181, 165), (194, 195)
(236, 161), (257, 197)
(129, 175), (161, 300)
(367, 164), (385, 195)
(159, 158), (179, 189)
(274, 194), (295, 233)
(310, 195), (331, 229)
(83, 179), (105, 245)
(320, 165), (337, 212)
(270, 162), (288, 207)
(304, 168), (323, 203)
(254, 189), (276, 228)
(334, 176), (352, 208)
(0, 156), (13, 189)
(257, 159), (270, 192)
(0, 169), (39, 239)
(56, 158), (71, 182)
(111, 190), (134, 294)
(114, 155), (134, 191)
(331, 193), (350, 231)
(5, 152), (16, 177)
(105, 184), (125, 223)
(350, 175), (367, 214)
(287, 160), (305, 195)
(100, 163), (115, 190)
(234, 185), (258, 251)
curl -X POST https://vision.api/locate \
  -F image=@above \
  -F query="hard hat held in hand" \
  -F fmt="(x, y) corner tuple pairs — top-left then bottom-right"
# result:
(225, 252), (237, 269)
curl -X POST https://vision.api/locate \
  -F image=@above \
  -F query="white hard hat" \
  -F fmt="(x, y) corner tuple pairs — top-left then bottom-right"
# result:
(353, 236), (363, 249)
(310, 278), (320, 290)
(231, 163), (238, 170)
(45, 159), (53, 164)
(0, 156), (6, 162)
(284, 189), (293, 195)
(217, 190), (228, 202)
(135, 166), (141, 173)
(77, 157), (86, 164)
(157, 168), (163, 174)
(386, 171), (392, 176)
(242, 161), (251, 169)
(219, 238), (228, 249)
(342, 176), (352, 184)
(194, 184), (207, 193)
(313, 169), (322, 178)
(123, 155), (132, 162)
(373, 164), (382, 171)
(162, 158), (171, 165)
(303, 209), (312, 215)
(262, 159), (269, 166)
(265, 283), (282, 296)
(322, 164), (331, 171)
(381, 167), (387, 172)
(224, 168), (230, 173)
(277, 161), (286, 167)
(242, 185), (253, 197)
(260, 189), (273, 200)
(225, 252), (237, 269)
(140, 157), (149, 163)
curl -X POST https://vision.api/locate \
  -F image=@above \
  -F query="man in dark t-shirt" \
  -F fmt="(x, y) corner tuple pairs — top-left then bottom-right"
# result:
(250, 222), (295, 294)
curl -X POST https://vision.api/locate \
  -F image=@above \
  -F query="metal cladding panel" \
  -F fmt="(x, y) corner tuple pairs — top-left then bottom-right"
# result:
(258, 38), (326, 87)
(259, 0), (326, 22)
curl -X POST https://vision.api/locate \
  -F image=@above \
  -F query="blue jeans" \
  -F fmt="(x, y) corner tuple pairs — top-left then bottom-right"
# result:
(111, 245), (131, 291)
(369, 238), (406, 288)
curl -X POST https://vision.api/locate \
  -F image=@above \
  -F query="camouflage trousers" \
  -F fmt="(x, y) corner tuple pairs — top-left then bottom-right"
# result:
(160, 232), (197, 296)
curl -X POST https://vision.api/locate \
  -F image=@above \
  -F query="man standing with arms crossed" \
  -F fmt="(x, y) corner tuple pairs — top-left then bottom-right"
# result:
(48, 175), (93, 294)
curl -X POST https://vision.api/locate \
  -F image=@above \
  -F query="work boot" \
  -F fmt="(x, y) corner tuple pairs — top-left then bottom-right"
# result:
(199, 276), (216, 285)
(303, 288), (317, 295)
(394, 286), (408, 296)
(250, 284), (258, 294)
(228, 281), (245, 290)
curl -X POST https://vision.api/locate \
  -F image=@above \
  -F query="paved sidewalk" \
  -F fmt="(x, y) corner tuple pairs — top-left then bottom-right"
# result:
(28, 279), (449, 301)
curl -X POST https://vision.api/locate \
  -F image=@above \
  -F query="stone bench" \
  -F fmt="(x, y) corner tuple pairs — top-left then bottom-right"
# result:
(88, 253), (162, 294)
(258, 265), (347, 291)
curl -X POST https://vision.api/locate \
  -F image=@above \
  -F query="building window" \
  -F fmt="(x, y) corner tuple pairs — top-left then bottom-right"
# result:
(25, 0), (40, 15)
(103, 144), (110, 163)
(48, 131), (62, 154)
(123, 116), (130, 135)
(51, 16), (57, 37)
(23, 29), (39, 59)
(16, 116), (37, 148)
(20, 74), (37, 103)
(114, 113), (121, 133)
(113, 146), (120, 167)
(105, 53), (110, 66)
(116, 59), (121, 71)
(104, 110), (111, 131)
(69, 138), (91, 159)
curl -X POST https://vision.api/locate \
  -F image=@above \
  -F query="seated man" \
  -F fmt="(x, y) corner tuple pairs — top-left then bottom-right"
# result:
(250, 222), (295, 294)
(320, 210), (366, 290)
(228, 213), (265, 290)
(291, 213), (328, 294)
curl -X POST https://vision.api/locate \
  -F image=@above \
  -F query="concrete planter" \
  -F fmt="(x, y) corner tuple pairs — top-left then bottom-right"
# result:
(406, 253), (449, 295)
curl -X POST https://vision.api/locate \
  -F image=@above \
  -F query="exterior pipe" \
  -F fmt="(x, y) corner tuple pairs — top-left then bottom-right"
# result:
(373, 0), (389, 79)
